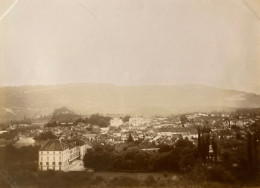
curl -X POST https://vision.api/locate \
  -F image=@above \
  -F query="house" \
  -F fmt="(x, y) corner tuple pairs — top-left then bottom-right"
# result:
(38, 138), (90, 171)
(129, 117), (144, 127)
(84, 133), (97, 142)
(39, 139), (70, 171)
(100, 127), (109, 134)
(110, 118), (123, 127)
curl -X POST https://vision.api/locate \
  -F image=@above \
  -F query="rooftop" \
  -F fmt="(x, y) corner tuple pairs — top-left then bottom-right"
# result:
(39, 139), (69, 151)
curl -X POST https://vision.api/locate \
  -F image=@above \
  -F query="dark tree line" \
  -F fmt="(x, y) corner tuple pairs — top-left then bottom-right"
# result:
(74, 114), (112, 127)
(87, 114), (112, 127)
(0, 145), (40, 171)
(45, 114), (112, 128)
(197, 126), (217, 163)
(247, 132), (258, 174)
(0, 130), (19, 140)
(122, 115), (131, 122)
(83, 139), (199, 172)
(195, 119), (260, 183)
(34, 131), (58, 140)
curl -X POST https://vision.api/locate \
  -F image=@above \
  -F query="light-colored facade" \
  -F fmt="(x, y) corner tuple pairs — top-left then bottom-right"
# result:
(110, 118), (123, 127)
(38, 139), (90, 171)
(129, 117), (144, 126)
(39, 139), (70, 171)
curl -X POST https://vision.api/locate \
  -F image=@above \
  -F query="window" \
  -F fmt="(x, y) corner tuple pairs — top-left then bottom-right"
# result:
(46, 162), (49, 166)
(40, 162), (42, 165)
(59, 162), (62, 165)
(53, 162), (55, 165)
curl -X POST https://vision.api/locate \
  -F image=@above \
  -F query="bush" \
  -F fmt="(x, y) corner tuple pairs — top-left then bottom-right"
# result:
(208, 165), (237, 183)
(90, 176), (105, 185)
(163, 171), (169, 178)
(109, 176), (139, 187)
(144, 175), (156, 186)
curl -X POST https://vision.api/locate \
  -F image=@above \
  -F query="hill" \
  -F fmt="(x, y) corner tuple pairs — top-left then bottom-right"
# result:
(0, 83), (260, 120)
(48, 107), (80, 123)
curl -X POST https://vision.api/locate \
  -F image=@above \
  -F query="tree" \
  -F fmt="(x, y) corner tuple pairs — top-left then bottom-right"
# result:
(83, 144), (115, 171)
(180, 115), (188, 127)
(127, 133), (134, 143)
(175, 138), (194, 149)
(34, 131), (58, 140)
(158, 144), (172, 153)
(252, 134), (258, 170)
(87, 114), (112, 127)
(0, 130), (18, 140)
(122, 116), (131, 123)
(211, 136), (218, 162)
(247, 133), (253, 168)
(179, 147), (196, 171)
(197, 126), (202, 158)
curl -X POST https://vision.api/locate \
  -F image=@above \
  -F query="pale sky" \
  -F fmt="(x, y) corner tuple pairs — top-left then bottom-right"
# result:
(0, 0), (260, 93)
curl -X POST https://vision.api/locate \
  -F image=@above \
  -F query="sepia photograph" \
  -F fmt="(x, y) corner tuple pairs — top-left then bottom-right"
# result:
(0, 0), (260, 187)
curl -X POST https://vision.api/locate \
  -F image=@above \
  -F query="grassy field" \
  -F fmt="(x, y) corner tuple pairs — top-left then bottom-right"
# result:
(92, 171), (178, 181)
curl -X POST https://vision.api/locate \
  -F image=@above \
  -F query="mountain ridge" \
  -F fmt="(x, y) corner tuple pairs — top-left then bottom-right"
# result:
(0, 83), (260, 120)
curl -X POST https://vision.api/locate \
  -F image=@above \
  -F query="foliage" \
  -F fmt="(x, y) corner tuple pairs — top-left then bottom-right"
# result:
(45, 113), (112, 128)
(0, 130), (18, 140)
(0, 145), (39, 171)
(127, 133), (134, 143)
(109, 176), (140, 187)
(180, 115), (188, 126)
(122, 115), (131, 122)
(34, 131), (58, 140)
(87, 114), (112, 127)
(83, 139), (198, 172)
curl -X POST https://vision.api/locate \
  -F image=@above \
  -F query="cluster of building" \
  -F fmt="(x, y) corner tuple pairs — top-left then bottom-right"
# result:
(1, 111), (259, 171)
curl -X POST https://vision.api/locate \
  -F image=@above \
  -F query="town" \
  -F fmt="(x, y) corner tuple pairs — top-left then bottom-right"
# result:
(0, 107), (259, 177)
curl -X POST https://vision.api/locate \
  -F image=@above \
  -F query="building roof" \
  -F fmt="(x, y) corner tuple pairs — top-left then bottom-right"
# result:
(39, 139), (69, 151)
(63, 139), (86, 148)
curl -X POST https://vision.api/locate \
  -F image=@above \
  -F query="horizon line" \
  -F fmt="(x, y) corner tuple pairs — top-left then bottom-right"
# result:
(0, 81), (258, 95)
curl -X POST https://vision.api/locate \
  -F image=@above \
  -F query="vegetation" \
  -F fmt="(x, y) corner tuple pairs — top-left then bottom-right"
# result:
(0, 130), (18, 140)
(0, 145), (39, 172)
(87, 114), (112, 128)
(0, 141), (259, 187)
(0, 114), (260, 187)
(81, 123), (260, 186)
(122, 115), (131, 122)
(83, 138), (198, 172)
(45, 113), (112, 128)
(34, 131), (58, 140)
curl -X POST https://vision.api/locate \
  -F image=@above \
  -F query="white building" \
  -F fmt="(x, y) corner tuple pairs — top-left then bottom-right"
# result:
(38, 139), (70, 171)
(110, 118), (123, 127)
(129, 117), (144, 126)
(100, 127), (109, 134)
(38, 139), (90, 171)
(129, 117), (150, 127)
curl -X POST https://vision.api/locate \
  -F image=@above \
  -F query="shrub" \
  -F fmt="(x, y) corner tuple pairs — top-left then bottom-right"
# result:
(144, 175), (156, 186)
(208, 165), (237, 183)
(109, 176), (139, 187)
(163, 171), (169, 178)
